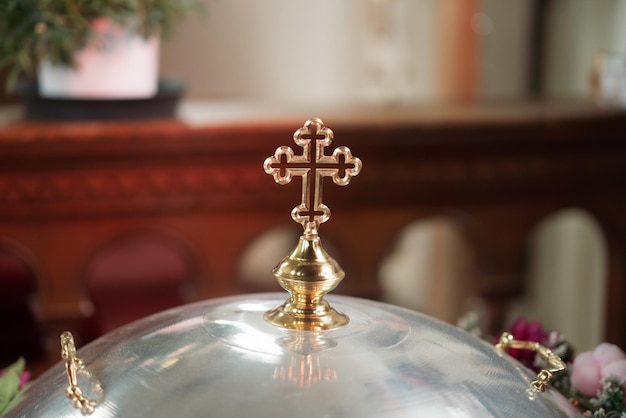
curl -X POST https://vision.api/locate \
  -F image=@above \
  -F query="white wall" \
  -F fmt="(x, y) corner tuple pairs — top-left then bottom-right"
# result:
(545, 0), (626, 97)
(162, 0), (626, 101)
(474, 0), (533, 99)
(160, 0), (473, 104)
(161, 0), (366, 103)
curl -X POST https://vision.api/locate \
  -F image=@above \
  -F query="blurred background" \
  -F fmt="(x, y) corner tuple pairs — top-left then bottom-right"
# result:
(1, 0), (626, 373)
(160, 0), (626, 104)
(159, 0), (625, 348)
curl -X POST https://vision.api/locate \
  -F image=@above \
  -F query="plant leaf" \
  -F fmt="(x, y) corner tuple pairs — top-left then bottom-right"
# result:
(0, 358), (25, 415)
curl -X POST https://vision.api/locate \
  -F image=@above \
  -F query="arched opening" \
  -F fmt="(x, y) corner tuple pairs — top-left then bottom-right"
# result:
(0, 244), (44, 368)
(379, 216), (476, 324)
(236, 225), (300, 293)
(83, 233), (197, 337)
(506, 208), (607, 351)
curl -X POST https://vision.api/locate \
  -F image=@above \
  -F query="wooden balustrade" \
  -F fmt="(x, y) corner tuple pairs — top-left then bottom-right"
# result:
(1, 99), (625, 371)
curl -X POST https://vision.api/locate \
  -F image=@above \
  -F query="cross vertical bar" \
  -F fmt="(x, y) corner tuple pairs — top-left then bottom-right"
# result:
(264, 118), (362, 233)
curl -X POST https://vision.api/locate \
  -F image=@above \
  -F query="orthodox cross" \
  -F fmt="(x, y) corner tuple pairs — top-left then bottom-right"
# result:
(264, 118), (362, 233)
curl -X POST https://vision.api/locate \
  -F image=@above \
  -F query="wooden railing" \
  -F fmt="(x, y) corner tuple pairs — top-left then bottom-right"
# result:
(1, 100), (625, 368)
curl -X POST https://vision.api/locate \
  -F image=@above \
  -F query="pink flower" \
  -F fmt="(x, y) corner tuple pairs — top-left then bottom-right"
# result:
(0, 363), (29, 388)
(508, 317), (548, 370)
(18, 370), (30, 389)
(571, 343), (626, 397)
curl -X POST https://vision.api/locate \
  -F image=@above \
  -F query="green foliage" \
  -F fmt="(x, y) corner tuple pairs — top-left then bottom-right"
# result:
(596, 378), (626, 414)
(0, 0), (199, 91)
(0, 358), (25, 415)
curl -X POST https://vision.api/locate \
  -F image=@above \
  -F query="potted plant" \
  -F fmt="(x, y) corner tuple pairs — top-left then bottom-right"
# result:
(0, 0), (198, 99)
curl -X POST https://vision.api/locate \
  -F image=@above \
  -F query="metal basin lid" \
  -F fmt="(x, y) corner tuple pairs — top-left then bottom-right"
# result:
(4, 293), (581, 417)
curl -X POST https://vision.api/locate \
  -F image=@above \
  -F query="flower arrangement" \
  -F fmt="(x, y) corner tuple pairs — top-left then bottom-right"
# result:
(0, 0), (199, 91)
(0, 358), (30, 415)
(463, 316), (626, 417)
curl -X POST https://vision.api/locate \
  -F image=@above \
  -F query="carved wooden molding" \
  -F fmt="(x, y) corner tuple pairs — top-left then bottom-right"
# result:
(0, 149), (624, 219)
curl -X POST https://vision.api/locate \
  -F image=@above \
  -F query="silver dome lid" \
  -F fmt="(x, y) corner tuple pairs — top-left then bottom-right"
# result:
(3, 119), (582, 417)
(4, 294), (581, 417)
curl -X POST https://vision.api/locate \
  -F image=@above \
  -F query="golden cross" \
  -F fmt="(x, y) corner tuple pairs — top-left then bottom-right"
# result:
(264, 118), (362, 233)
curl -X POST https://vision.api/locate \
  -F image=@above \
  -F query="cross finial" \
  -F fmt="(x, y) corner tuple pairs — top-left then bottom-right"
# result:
(264, 118), (362, 234)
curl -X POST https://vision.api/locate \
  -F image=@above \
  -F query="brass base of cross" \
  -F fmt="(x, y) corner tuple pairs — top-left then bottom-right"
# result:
(264, 234), (349, 331)
(264, 299), (349, 331)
